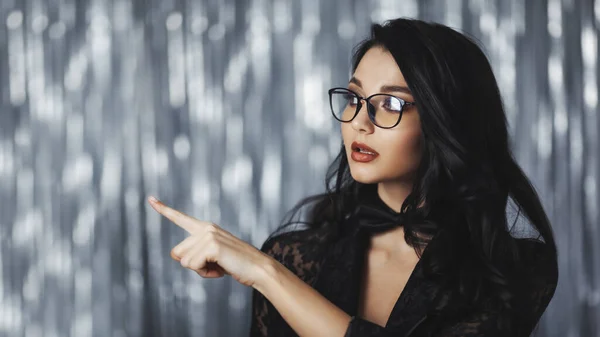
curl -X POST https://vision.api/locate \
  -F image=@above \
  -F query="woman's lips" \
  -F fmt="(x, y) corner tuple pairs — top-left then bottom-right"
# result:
(350, 141), (379, 162)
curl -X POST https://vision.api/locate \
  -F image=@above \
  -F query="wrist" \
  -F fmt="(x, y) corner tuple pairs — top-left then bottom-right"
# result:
(253, 254), (283, 296)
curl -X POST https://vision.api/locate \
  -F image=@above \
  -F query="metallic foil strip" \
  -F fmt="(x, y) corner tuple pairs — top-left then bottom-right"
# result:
(0, 0), (597, 336)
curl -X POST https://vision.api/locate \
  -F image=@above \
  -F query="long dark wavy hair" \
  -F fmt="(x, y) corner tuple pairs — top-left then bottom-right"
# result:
(265, 18), (557, 335)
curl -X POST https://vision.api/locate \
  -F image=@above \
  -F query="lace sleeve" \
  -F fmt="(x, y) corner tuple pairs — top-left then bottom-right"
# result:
(249, 287), (271, 337)
(249, 235), (281, 337)
(249, 229), (328, 337)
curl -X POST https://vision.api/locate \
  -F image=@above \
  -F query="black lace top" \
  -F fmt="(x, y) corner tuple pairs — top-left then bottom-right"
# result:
(249, 193), (558, 337)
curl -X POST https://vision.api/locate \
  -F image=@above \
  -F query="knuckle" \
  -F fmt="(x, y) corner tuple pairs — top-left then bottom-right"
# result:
(206, 223), (219, 233)
(208, 241), (220, 255)
(172, 210), (183, 220)
(166, 208), (180, 219)
(206, 230), (218, 240)
(164, 209), (176, 220)
(187, 260), (197, 270)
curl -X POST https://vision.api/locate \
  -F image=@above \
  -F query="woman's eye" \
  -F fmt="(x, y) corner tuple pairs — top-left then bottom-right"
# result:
(344, 94), (358, 106)
(383, 97), (402, 111)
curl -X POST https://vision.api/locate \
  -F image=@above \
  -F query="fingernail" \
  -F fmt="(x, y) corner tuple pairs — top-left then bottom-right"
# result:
(149, 196), (158, 203)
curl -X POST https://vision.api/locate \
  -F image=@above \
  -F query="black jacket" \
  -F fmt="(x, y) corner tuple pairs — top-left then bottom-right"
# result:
(250, 210), (558, 337)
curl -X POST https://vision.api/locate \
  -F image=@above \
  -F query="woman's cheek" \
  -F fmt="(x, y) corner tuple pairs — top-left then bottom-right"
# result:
(388, 133), (422, 176)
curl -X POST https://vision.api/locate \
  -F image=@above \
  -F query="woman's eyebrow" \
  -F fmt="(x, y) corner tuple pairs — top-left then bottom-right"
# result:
(349, 76), (362, 87)
(380, 84), (412, 95)
(349, 76), (412, 95)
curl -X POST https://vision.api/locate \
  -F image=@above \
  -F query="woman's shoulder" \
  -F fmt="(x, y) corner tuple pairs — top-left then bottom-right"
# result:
(513, 237), (558, 270)
(513, 237), (558, 275)
(259, 225), (333, 284)
(260, 224), (332, 253)
(512, 237), (559, 307)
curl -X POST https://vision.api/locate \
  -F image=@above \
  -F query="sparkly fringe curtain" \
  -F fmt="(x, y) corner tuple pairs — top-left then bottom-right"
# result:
(0, 0), (597, 336)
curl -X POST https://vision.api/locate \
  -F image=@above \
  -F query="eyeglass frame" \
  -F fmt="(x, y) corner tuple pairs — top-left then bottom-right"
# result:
(327, 87), (417, 129)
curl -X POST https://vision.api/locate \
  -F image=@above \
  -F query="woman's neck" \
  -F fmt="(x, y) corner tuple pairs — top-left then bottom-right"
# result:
(376, 182), (413, 213)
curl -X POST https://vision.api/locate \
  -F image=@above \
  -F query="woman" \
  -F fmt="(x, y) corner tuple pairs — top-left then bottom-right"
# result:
(148, 18), (558, 336)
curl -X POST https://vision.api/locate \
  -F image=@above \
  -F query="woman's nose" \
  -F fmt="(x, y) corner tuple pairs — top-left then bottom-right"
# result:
(351, 101), (375, 132)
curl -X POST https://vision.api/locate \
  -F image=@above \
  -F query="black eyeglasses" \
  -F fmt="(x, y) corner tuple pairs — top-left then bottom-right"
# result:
(328, 87), (416, 129)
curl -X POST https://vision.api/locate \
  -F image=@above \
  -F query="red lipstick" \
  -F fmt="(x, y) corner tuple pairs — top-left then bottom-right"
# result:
(350, 141), (379, 162)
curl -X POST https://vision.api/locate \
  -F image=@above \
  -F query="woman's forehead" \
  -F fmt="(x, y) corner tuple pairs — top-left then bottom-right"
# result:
(353, 47), (408, 89)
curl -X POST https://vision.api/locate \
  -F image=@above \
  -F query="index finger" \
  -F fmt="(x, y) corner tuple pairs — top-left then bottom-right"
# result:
(147, 196), (197, 234)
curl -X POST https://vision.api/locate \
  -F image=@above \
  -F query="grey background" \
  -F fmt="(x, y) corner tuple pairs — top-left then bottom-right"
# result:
(0, 0), (598, 336)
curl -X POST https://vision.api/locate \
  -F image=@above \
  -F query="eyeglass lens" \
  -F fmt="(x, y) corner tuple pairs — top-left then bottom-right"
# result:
(329, 89), (404, 128)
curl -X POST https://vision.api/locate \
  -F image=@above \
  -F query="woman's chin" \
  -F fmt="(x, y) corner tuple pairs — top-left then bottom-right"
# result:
(349, 169), (383, 184)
